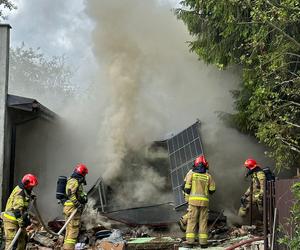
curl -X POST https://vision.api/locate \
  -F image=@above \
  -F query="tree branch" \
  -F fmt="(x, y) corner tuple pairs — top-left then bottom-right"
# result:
(283, 121), (300, 129)
(265, 20), (300, 48)
(245, 1), (300, 48)
(286, 52), (300, 58)
(276, 136), (300, 154)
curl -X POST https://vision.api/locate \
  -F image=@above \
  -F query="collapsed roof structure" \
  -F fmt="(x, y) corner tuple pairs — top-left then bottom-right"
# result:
(88, 120), (226, 227)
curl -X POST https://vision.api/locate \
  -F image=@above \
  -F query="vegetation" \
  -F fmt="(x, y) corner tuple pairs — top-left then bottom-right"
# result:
(278, 182), (300, 249)
(175, 0), (300, 170)
(0, 0), (16, 20)
(10, 44), (74, 106)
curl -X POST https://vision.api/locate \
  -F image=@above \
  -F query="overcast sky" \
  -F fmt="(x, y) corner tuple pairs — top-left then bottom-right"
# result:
(6, 0), (179, 60)
(4, 0), (179, 89)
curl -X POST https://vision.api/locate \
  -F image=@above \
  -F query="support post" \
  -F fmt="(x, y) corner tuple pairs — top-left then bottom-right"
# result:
(250, 179), (253, 226)
(264, 179), (269, 250)
(0, 24), (11, 209)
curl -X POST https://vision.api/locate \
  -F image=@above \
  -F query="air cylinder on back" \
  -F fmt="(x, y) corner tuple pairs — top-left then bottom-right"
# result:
(56, 176), (67, 201)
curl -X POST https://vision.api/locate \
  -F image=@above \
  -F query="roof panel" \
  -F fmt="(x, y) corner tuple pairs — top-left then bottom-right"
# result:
(166, 121), (204, 207)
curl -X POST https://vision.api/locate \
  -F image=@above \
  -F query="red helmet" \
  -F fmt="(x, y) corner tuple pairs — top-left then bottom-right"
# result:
(194, 155), (209, 168)
(244, 158), (257, 170)
(22, 174), (38, 189)
(74, 163), (88, 176)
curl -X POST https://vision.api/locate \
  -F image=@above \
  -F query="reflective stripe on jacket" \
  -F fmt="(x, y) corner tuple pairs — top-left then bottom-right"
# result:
(4, 186), (30, 224)
(185, 172), (216, 207)
(64, 178), (85, 207)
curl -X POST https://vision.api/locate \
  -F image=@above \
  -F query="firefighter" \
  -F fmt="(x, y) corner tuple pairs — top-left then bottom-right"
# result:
(179, 159), (206, 232)
(2, 174), (38, 250)
(184, 155), (216, 248)
(238, 158), (266, 217)
(63, 163), (88, 250)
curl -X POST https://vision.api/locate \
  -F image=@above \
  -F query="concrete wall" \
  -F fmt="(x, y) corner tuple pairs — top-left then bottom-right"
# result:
(0, 24), (11, 209)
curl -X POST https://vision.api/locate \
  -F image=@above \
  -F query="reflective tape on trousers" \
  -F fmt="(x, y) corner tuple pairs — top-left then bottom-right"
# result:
(199, 233), (208, 239)
(64, 239), (76, 244)
(186, 233), (196, 238)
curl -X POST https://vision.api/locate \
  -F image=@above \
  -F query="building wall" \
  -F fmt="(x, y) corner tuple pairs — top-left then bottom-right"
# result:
(14, 118), (62, 220)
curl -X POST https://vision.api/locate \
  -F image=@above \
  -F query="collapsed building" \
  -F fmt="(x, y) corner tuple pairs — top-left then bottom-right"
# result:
(88, 121), (226, 228)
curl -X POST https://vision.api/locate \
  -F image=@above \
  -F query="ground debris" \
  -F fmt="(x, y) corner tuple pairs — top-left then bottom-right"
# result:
(127, 237), (181, 250)
(26, 212), (264, 250)
(31, 232), (56, 248)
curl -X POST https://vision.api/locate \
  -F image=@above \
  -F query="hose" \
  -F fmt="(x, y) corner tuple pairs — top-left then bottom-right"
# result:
(32, 198), (78, 237)
(57, 208), (78, 236)
(225, 236), (264, 250)
(32, 199), (59, 236)
(7, 228), (22, 250)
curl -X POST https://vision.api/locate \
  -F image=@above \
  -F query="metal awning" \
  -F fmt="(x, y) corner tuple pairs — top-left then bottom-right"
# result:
(7, 94), (57, 120)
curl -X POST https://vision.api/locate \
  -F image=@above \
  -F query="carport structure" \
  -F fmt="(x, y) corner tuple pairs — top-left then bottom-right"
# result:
(0, 24), (57, 208)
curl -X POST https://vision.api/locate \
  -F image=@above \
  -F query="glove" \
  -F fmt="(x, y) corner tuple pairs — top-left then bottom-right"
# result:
(23, 213), (31, 227)
(18, 219), (25, 228)
(78, 194), (88, 204)
(254, 193), (263, 200)
(31, 193), (37, 200)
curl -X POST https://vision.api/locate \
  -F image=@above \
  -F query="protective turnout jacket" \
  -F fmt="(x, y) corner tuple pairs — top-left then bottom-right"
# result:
(184, 168), (216, 207)
(245, 169), (265, 200)
(64, 175), (87, 207)
(3, 185), (31, 225)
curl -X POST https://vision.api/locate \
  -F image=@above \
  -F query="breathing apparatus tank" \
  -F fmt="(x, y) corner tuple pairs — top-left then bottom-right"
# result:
(56, 176), (67, 203)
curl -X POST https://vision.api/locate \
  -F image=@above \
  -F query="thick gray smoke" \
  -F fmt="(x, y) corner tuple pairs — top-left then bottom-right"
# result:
(10, 0), (273, 221)
(85, 0), (273, 214)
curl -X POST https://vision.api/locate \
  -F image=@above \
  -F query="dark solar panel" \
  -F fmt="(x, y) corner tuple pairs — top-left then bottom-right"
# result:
(167, 121), (204, 207)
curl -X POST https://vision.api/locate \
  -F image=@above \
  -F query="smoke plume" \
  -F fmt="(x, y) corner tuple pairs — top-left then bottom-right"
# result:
(85, 0), (273, 212)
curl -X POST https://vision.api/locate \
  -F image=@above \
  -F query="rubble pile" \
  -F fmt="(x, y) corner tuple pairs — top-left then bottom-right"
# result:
(22, 211), (264, 250)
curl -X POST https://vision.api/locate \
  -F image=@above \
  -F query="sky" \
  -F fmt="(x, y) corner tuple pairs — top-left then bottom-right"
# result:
(4, 0), (180, 91)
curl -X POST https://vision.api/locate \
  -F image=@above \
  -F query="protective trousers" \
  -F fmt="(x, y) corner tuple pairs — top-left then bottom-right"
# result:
(238, 195), (263, 217)
(186, 205), (208, 245)
(3, 219), (26, 250)
(63, 206), (81, 250)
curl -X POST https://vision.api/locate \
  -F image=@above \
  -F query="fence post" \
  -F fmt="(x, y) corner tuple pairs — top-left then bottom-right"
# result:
(264, 179), (269, 250)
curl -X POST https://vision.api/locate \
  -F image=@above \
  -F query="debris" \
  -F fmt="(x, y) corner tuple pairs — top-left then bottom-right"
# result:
(230, 225), (258, 237)
(31, 232), (56, 248)
(96, 229), (126, 250)
(129, 226), (152, 238)
(96, 241), (126, 250)
(48, 219), (64, 233)
(95, 230), (112, 240)
(102, 229), (125, 244)
(75, 243), (86, 249)
(127, 237), (180, 250)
